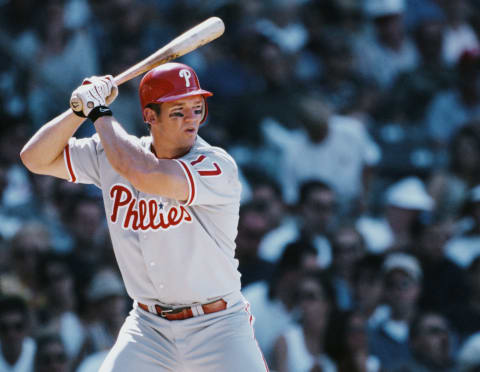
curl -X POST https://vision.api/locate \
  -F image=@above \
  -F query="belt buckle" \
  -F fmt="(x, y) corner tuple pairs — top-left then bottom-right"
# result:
(159, 308), (174, 317)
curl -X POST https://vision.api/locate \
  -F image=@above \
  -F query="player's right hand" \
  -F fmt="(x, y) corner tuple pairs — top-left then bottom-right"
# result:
(70, 75), (118, 117)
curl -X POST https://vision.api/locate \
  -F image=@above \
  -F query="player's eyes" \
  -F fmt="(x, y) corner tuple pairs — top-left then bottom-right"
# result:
(170, 107), (202, 118)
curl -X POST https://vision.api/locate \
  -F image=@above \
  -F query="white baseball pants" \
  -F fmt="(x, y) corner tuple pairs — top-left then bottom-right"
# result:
(98, 293), (269, 372)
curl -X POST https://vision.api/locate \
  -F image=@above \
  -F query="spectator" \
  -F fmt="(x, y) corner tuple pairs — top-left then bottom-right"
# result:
(438, 0), (479, 66)
(265, 95), (378, 215)
(243, 240), (318, 366)
(0, 222), (50, 308)
(0, 119), (37, 227)
(357, 176), (434, 253)
(76, 268), (128, 368)
(229, 39), (301, 147)
(369, 252), (423, 370)
(446, 256), (480, 343)
(412, 220), (467, 312)
(245, 171), (287, 234)
(326, 225), (366, 311)
(0, 159), (22, 239)
(457, 332), (480, 372)
(445, 185), (480, 268)
(393, 311), (456, 372)
(0, 295), (36, 372)
(326, 310), (382, 372)
(236, 201), (275, 288)
(387, 0), (452, 123)
(34, 332), (69, 372)
(258, 179), (336, 268)
(36, 252), (85, 360)
(354, 0), (419, 90)
(64, 194), (107, 305)
(253, 173), (300, 268)
(428, 125), (480, 221)
(309, 30), (371, 115)
(425, 49), (480, 149)
(28, 0), (99, 132)
(352, 254), (389, 329)
(253, 0), (309, 55)
(24, 174), (73, 252)
(272, 270), (337, 372)
(0, 0), (41, 119)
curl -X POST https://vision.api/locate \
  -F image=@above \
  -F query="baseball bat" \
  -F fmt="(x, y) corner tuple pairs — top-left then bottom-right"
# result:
(70, 16), (225, 113)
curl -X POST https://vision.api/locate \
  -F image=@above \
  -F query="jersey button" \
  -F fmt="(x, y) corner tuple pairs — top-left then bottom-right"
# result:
(150, 262), (155, 267)
(159, 284), (164, 289)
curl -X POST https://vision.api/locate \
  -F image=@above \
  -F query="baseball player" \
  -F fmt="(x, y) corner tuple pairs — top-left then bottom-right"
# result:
(20, 62), (269, 372)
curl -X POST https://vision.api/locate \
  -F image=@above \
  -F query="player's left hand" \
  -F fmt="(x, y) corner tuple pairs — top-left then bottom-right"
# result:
(70, 75), (118, 117)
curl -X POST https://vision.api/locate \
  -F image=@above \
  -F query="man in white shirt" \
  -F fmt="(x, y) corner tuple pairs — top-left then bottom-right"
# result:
(0, 295), (36, 372)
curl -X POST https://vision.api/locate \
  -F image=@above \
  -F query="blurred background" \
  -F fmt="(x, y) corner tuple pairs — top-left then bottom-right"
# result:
(2, 0), (480, 371)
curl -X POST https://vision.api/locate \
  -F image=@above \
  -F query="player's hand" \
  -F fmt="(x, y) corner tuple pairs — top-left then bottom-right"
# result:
(103, 75), (119, 105)
(70, 75), (118, 117)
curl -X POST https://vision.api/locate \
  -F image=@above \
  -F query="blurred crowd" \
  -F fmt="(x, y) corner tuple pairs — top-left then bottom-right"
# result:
(2, 0), (480, 371)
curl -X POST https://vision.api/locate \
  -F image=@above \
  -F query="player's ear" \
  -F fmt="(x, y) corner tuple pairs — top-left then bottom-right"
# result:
(143, 107), (157, 125)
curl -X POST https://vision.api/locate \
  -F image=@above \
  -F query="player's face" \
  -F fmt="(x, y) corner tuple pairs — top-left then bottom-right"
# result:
(156, 95), (204, 148)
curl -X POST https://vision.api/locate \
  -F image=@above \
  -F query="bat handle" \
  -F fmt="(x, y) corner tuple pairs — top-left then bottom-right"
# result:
(114, 64), (154, 86)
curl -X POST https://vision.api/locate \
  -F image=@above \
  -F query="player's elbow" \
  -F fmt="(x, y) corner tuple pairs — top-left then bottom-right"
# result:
(20, 146), (40, 173)
(19, 146), (57, 176)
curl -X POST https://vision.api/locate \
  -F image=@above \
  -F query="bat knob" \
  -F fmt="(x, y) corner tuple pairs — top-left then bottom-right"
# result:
(70, 96), (83, 112)
(70, 95), (87, 117)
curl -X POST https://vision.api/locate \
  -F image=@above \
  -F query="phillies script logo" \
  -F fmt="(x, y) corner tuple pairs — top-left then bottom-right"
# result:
(109, 184), (192, 231)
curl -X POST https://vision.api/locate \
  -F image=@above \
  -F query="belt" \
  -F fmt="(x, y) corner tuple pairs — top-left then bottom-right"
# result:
(138, 299), (227, 320)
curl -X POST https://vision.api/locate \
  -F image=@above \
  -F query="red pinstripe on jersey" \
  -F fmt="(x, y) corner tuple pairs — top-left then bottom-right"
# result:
(64, 144), (77, 183)
(177, 160), (196, 205)
(190, 154), (206, 166)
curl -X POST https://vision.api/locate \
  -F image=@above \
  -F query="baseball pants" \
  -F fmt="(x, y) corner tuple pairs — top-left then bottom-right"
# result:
(99, 293), (269, 372)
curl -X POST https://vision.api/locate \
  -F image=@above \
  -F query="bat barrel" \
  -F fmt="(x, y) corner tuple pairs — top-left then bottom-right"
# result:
(114, 17), (225, 86)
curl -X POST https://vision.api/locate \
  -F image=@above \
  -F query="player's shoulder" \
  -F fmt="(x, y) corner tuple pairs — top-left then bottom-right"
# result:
(69, 133), (102, 152)
(186, 136), (238, 168)
(139, 135), (153, 148)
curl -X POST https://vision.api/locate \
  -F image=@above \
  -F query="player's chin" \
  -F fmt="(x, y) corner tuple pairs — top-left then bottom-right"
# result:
(182, 130), (198, 146)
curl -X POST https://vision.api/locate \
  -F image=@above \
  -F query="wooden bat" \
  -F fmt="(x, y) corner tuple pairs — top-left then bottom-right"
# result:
(70, 16), (225, 113)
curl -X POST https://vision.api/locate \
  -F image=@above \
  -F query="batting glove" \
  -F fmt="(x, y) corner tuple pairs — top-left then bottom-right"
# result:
(70, 75), (118, 117)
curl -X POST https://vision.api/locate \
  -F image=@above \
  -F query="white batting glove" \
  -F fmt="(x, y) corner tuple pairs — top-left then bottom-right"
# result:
(70, 75), (118, 117)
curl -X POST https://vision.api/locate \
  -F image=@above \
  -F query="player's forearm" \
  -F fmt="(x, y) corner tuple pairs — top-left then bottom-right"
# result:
(94, 117), (186, 197)
(20, 109), (85, 172)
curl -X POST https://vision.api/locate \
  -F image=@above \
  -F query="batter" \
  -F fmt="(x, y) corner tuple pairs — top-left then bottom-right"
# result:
(20, 62), (269, 372)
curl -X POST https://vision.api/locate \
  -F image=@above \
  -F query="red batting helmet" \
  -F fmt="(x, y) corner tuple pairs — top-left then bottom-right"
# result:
(139, 62), (213, 123)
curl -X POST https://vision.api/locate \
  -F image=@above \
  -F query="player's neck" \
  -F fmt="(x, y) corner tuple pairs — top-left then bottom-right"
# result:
(150, 136), (192, 159)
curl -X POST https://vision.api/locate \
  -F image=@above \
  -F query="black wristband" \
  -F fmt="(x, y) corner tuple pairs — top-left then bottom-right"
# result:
(88, 106), (113, 123)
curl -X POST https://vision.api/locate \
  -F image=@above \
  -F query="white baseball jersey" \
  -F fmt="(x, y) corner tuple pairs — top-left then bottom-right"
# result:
(63, 134), (242, 306)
